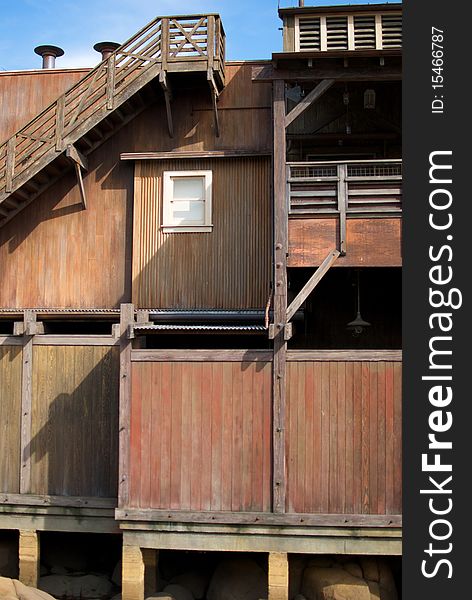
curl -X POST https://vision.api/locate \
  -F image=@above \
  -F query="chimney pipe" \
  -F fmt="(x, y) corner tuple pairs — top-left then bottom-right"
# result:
(299, 0), (305, 6)
(93, 41), (120, 61)
(34, 45), (64, 69)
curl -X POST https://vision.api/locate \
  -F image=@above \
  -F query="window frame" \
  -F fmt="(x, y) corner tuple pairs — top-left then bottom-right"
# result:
(161, 170), (213, 233)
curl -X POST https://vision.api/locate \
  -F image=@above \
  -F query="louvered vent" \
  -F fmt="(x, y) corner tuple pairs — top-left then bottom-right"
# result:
(381, 14), (402, 48)
(299, 17), (321, 51)
(326, 16), (348, 50)
(353, 15), (376, 49)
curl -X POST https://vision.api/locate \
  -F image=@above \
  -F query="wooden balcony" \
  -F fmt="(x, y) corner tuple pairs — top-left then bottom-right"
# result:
(287, 159), (402, 267)
(288, 159), (402, 217)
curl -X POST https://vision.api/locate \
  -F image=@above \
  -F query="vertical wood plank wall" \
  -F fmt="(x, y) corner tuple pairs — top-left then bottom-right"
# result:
(0, 64), (272, 309)
(286, 360), (402, 515)
(29, 345), (119, 497)
(133, 157), (272, 309)
(0, 345), (22, 493)
(129, 361), (272, 511)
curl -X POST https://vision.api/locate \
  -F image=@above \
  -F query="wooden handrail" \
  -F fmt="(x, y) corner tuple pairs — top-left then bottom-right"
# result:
(288, 159), (402, 217)
(0, 14), (225, 206)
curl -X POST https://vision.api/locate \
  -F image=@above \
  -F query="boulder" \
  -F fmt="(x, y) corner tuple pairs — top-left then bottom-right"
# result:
(367, 581), (380, 600)
(360, 559), (379, 583)
(306, 558), (336, 569)
(161, 584), (194, 600)
(41, 546), (87, 572)
(50, 567), (68, 576)
(378, 562), (398, 600)
(0, 577), (57, 600)
(343, 563), (363, 580)
(207, 558), (268, 600)
(170, 571), (210, 599)
(39, 573), (114, 599)
(70, 574), (114, 599)
(39, 575), (69, 598)
(301, 566), (371, 600)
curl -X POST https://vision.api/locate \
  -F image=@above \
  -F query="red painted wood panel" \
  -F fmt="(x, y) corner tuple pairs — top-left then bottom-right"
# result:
(286, 360), (402, 515)
(129, 361), (272, 512)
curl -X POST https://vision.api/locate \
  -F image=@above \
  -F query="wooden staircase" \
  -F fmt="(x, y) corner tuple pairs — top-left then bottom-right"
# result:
(0, 14), (225, 228)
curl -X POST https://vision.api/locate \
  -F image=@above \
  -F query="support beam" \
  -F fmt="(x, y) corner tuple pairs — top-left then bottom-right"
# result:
(19, 530), (39, 588)
(208, 72), (220, 137)
(285, 79), (335, 128)
(286, 249), (340, 323)
(20, 311), (35, 495)
(122, 545), (144, 600)
(159, 70), (174, 138)
(119, 304), (135, 508)
(66, 144), (88, 209)
(268, 553), (289, 600)
(272, 79), (288, 514)
(337, 163), (348, 255)
(66, 144), (88, 171)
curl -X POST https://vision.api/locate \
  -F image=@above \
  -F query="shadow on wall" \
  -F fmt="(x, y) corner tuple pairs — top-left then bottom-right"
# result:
(23, 346), (119, 498)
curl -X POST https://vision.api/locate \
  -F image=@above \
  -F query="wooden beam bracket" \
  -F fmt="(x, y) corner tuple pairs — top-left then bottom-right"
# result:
(286, 249), (340, 323)
(159, 70), (174, 138)
(208, 71), (221, 137)
(285, 79), (335, 128)
(66, 144), (88, 209)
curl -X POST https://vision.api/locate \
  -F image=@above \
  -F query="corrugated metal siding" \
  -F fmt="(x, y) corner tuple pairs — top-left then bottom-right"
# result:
(29, 346), (119, 497)
(133, 157), (272, 309)
(0, 345), (22, 493)
(129, 361), (272, 512)
(286, 360), (402, 515)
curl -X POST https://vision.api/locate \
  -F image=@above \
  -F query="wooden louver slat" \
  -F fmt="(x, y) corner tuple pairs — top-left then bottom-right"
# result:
(381, 15), (402, 48)
(353, 16), (376, 49)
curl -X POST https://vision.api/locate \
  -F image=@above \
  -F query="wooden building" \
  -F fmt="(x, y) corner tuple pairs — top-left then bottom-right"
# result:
(0, 5), (402, 599)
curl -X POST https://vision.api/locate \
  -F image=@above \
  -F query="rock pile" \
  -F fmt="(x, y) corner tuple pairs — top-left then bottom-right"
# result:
(0, 576), (56, 600)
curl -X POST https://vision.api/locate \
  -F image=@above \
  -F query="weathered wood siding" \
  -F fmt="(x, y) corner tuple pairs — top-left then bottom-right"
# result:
(289, 218), (402, 267)
(0, 345), (22, 493)
(129, 361), (272, 511)
(29, 346), (119, 497)
(286, 360), (402, 515)
(133, 157), (271, 308)
(0, 64), (271, 309)
(0, 70), (88, 141)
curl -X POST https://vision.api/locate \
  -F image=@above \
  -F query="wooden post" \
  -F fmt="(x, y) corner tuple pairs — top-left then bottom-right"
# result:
(161, 18), (169, 70)
(107, 53), (116, 110)
(20, 310), (35, 495)
(337, 163), (348, 255)
(119, 304), (134, 508)
(272, 79), (288, 514)
(207, 15), (215, 69)
(268, 553), (289, 600)
(5, 137), (16, 193)
(122, 545), (144, 600)
(19, 530), (39, 588)
(142, 549), (159, 596)
(55, 96), (65, 151)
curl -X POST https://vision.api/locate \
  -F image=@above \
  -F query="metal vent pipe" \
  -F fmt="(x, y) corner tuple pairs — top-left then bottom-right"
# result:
(93, 41), (120, 61)
(34, 45), (64, 69)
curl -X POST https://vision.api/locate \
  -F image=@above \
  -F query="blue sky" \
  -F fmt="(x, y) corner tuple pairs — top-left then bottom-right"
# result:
(0, 0), (400, 71)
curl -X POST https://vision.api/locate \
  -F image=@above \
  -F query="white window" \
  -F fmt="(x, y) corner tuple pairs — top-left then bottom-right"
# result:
(162, 170), (212, 232)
